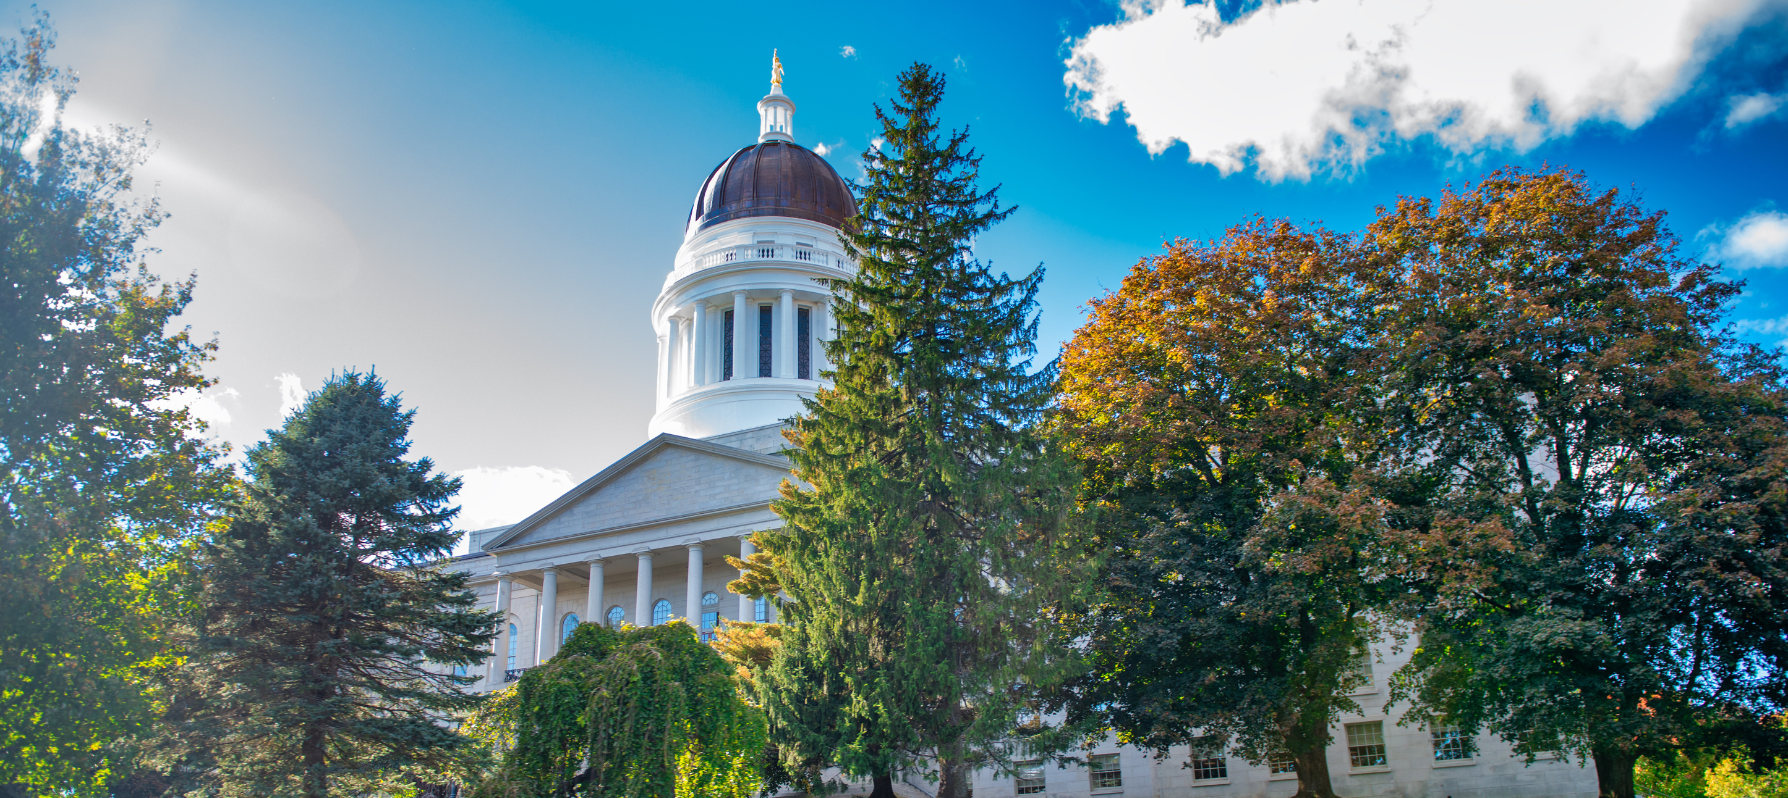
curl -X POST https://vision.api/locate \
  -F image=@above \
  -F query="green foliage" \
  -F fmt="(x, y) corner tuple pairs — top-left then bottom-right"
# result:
(750, 62), (1081, 798)
(467, 620), (765, 798)
(1052, 218), (1407, 798)
(149, 372), (499, 797)
(0, 15), (228, 794)
(1638, 749), (1788, 798)
(1374, 168), (1788, 798)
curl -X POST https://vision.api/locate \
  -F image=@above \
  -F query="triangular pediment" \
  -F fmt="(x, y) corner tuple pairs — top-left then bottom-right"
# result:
(484, 434), (790, 551)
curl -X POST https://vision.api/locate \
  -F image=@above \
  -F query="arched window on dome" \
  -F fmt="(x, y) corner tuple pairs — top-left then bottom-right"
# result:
(652, 599), (673, 627)
(561, 613), (579, 643)
(607, 605), (625, 628)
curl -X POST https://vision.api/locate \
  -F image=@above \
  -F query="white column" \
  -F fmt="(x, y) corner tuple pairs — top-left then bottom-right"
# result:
(665, 319), (681, 397)
(536, 568), (559, 662)
(586, 559), (606, 628)
(706, 303), (724, 384)
(635, 551), (655, 626)
(737, 536), (755, 622)
(732, 291), (750, 379)
(778, 289), (796, 378)
(655, 333), (668, 404)
(686, 543), (705, 624)
(818, 296), (834, 375)
(487, 573), (512, 688)
(691, 303), (708, 387)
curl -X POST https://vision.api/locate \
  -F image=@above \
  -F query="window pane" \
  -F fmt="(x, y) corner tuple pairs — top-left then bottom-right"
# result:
(1346, 722), (1387, 768)
(606, 605), (625, 627)
(797, 306), (812, 379)
(507, 623), (517, 669)
(1089, 754), (1122, 789)
(1353, 648), (1374, 688)
(561, 613), (579, 643)
(701, 611), (720, 643)
(1191, 737), (1227, 780)
(754, 596), (769, 623)
(1268, 753), (1297, 774)
(1015, 761), (1045, 795)
(652, 599), (672, 626)
(759, 305), (773, 377)
(1432, 725), (1475, 761)
(723, 310), (734, 380)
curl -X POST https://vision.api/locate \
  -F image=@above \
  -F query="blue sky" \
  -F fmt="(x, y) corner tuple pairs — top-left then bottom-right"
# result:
(13, 0), (1788, 531)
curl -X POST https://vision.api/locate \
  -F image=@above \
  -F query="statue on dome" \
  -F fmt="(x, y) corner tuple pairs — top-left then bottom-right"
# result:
(771, 49), (783, 89)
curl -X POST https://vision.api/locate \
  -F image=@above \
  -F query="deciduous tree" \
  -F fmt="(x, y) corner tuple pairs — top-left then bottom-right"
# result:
(0, 17), (227, 794)
(1375, 168), (1788, 798)
(1051, 219), (1408, 798)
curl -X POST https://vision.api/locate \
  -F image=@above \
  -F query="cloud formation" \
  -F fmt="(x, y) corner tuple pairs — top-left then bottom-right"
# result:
(1703, 209), (1788, 270)
(151, 386), (241, 433)
(1065, 0), (1778, 181)
(452, 465), (576, 534)
(1725, 92), (1786, 128)
(841, 45), (857, 58)
(276, 373), (307, 418)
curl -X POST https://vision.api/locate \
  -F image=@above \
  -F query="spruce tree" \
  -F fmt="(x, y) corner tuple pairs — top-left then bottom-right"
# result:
(749, 63), (1078, 798)
(157, 372), (498, 797)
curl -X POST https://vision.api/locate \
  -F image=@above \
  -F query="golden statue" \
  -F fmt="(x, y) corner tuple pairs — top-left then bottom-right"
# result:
(772, 49), (784, 89)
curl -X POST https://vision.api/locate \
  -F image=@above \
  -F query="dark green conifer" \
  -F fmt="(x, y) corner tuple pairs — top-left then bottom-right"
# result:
(157, 372), (497, 797)
(750, 63), (1078, 798)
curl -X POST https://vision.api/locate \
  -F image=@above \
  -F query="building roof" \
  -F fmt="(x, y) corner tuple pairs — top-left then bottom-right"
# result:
(685, 140), (856, 235)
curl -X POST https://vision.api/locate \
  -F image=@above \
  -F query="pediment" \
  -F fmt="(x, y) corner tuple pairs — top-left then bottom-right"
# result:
(485, 434), (791, 551)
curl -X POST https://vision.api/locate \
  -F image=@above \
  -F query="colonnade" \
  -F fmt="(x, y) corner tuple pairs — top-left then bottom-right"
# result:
(658, 292), (832, 398)
(484, 535), (765, 688)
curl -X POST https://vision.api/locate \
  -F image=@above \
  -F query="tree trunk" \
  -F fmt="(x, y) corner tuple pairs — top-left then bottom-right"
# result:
(936, 758), (972, 798)
(301, 725), (329, 798)
(1292, 744), (1339, 798)
(1593, 746), (1636, 798)
(869, 772), (898, 798)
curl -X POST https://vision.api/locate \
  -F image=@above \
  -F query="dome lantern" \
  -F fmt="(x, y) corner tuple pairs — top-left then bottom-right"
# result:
(757, 50), (795, 143)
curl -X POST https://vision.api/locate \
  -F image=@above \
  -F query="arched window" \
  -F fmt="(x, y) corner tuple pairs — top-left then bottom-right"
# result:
(507, 622), (518, 670)
(652, 599), (673, 626)
(606, 605), (625, 628)
(701, 592), (720, 607)
(561, 613), (580, 643)
(699, 592), (721, 643)
(754, 596), (769, 623)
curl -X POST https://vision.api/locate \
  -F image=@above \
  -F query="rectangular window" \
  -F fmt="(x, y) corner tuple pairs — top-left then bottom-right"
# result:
(701, 611), (720, 643)
(797, 306), (812, 379)
(1353, 647), (1375, 688)
(723, 310), (735, 380)
(1346, 721), (1388, 768)
(759, 305), (773, 377)
(754, 596), (769, 623)
(1015, 761), (1045, 795)
(1089, 753), (1122, 790)
(1190, 737), (1227, 780)
(1268, 753), (1297, 774)
(1432, 725), (1475, 761)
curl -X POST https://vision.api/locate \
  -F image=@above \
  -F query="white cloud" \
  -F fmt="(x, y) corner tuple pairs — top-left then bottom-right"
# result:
(1064, 0), (1778, 181)
(1725, 91), (1786, 129)
(150, 386), (241, 433)
(841, 45), (858, 58)
(452, 465), (576, 533)
(276, 372), (307, 418)
(1734, 314), (1788, 349)
(814, 142), (832, 156)
(954, 55), (968, 72)
(1703, 209), (1788, 270)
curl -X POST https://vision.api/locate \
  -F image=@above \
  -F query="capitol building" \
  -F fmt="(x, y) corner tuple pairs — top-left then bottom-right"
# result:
(446, 65), (1599, 798)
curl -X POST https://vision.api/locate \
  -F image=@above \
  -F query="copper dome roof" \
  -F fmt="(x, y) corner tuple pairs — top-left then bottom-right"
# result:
(685, 141), (856, 234)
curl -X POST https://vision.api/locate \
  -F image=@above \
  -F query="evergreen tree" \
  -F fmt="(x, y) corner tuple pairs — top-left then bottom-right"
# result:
(0, 17), (228, 794)
(744, 63), (1079, 798)
(155, 372), (498, 797)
